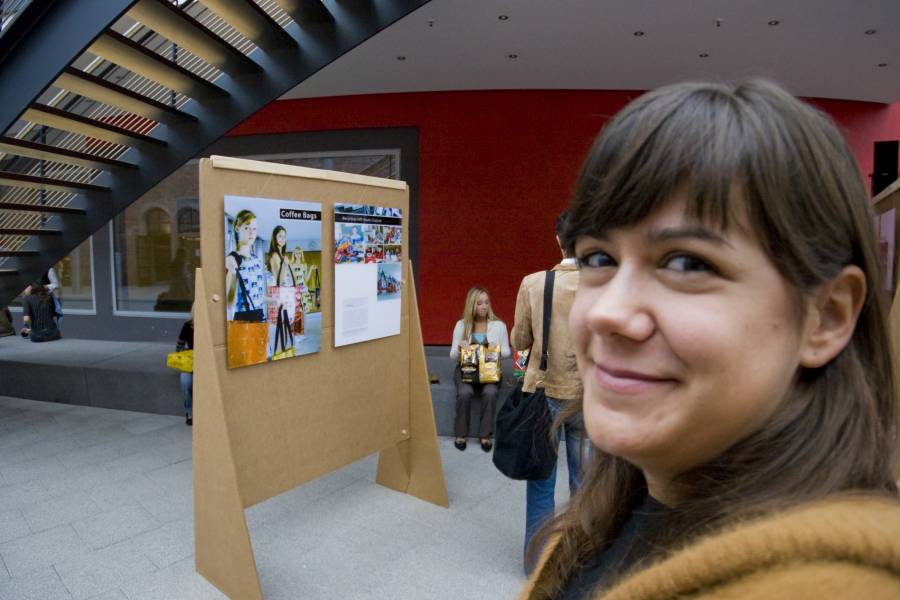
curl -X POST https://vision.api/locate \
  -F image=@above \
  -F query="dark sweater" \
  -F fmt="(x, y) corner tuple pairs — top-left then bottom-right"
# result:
(558, 496), (669, 600)
(177, 320), (194, 350)
(23, 294), (60, 342)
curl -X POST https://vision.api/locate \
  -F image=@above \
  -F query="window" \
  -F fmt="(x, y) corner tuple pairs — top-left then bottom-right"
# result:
(177, 207), (200, 234)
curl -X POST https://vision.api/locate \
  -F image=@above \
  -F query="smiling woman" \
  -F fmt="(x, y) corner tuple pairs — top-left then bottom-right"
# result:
(521, 80), (900, 599)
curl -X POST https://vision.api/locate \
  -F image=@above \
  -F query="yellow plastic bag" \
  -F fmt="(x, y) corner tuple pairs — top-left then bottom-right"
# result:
(479, 344), (501, 383)
(272, 347), (297, 361)
(166, 349), (194, 373)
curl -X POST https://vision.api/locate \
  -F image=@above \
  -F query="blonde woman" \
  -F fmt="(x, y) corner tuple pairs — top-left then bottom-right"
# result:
(225, 210), (265, 322)
(449, 286), (511, 451)
(224, 210), (271, 367)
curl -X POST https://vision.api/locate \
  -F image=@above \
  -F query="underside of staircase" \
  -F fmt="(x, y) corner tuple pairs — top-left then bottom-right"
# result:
(0, 0), (429, 307)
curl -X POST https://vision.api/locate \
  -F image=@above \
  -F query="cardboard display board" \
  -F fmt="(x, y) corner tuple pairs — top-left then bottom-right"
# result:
(872, 180), (900, 481)
(194, 156), (448, 600)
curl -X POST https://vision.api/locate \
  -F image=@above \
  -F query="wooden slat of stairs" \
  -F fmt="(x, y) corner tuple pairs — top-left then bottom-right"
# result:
(275, 0), (334, 23)
(0, 228), (61, 236)
(0, 202), (86, 215)
(22, 105), (166, 149)
(0, 136), (136, 171)
(129, 0), (262, 74)
(0, 171), (109, 194)
(201, 0), (297, 53)
(89, 31), (229, 99)
(55, 68), (196, 126)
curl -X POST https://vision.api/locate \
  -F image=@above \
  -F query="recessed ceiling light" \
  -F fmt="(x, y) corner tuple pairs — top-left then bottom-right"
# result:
(396, 55), (406, 61)
(498, 15), (509, 21)
(508, 54), (518, 59)
(878, 62), (888, 67)
(633, 31), (645, 37)
(865, 29), (877, 35)
(768, 19), (780, 26)
(699, 53), (709, 58)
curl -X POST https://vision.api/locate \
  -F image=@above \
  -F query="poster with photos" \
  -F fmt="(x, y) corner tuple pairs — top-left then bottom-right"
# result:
(333, 204), (403, 347)
(224, 195), (323, 368)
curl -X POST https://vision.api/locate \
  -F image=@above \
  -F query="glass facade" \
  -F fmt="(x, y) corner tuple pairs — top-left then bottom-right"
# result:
(112, 151), (398, 315)
(112, 160), (201, 314)
(56, 237), (95, 311)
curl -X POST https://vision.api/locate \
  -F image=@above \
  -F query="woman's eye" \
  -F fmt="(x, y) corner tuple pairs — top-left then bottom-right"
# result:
(664, 254), (712, 273)
(577, 251), (615, 269)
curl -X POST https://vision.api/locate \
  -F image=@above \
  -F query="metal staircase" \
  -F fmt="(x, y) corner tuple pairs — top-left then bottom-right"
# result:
(0, 0), (429, 306)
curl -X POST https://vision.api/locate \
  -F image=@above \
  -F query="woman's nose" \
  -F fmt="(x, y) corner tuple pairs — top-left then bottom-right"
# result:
(584, 272), (655, 342)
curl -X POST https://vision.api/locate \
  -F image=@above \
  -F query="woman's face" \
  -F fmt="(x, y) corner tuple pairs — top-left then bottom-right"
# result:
(276, 229), (286, 248)
(474, 292), (491, 319)
(570, 194), (808, 485)
(237, 219), (257, 246)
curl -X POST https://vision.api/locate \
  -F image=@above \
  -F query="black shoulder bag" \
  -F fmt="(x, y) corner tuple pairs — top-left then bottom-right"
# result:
(492, 270), (557, 480)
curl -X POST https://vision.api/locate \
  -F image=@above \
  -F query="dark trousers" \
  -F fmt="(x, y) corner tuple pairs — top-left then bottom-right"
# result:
(454, 369), (499, 439)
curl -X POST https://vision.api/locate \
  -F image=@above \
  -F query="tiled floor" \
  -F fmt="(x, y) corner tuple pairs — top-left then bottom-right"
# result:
(0, 396), (575, 599)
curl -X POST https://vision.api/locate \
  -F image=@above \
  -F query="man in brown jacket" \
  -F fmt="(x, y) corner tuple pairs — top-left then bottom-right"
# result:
(511, 212), (589, 574)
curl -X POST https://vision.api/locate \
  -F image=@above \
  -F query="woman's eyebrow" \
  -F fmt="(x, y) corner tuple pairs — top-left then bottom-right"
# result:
(645, 226), (734, 248)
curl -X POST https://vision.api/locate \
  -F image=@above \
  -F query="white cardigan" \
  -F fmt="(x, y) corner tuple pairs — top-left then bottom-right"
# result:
(449, 319), (511, 360)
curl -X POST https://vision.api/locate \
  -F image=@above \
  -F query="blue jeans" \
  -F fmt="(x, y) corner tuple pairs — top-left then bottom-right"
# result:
(180, 372), (193, 417)
(524, 397), (589, 573)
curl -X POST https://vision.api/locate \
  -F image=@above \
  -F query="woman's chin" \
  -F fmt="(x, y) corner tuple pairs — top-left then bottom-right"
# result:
(584, 415), (661, 463)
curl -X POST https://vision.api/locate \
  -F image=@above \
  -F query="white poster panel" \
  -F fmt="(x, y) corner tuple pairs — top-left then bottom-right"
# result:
(224, 195), (323, 368)
(333, 204), (402, 347)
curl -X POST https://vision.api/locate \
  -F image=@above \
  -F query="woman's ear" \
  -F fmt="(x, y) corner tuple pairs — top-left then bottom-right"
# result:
(799, 265), (867, 368)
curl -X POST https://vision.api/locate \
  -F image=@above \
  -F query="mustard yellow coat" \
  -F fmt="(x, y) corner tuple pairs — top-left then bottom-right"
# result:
(520, 497), (900, 600)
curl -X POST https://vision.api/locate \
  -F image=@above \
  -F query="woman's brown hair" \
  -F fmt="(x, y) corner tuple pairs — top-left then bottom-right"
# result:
(531, 80), (898, 596)
(28, 280), (51, 304)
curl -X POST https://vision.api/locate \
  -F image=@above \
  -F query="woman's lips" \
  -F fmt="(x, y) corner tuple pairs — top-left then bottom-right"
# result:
(592, 363), (676, 395)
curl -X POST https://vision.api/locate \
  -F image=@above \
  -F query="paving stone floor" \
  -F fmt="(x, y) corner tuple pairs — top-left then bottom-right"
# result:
(0, 396), (575, 599)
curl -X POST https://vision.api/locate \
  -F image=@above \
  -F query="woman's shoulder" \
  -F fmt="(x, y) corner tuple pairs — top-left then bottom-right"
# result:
(600, 495), (900, 600)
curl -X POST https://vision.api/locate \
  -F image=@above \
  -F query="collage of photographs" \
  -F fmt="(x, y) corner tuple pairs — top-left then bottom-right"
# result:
(224, 195), (323, 369)
(334, 204), (403, 304)
(334, 222), (402, 265)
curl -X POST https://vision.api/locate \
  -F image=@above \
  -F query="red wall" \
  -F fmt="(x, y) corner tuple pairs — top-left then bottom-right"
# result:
(229, 90), (900, 345)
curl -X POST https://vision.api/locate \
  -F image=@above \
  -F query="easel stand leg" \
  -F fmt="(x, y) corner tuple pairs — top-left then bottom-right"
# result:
(376, 263), (449, 507)
(193, 272), (264, 600)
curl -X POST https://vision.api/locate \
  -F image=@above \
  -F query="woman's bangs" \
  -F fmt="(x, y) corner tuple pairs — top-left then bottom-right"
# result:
(569, 85), (751, 242)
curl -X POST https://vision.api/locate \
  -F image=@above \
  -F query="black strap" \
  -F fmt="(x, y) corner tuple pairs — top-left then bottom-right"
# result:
(538, 270), (555, 371)
(282, 307), (293, 347)
(274, 306), (284, 353)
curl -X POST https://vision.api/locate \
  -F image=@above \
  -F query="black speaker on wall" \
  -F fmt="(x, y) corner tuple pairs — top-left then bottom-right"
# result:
(872, 140), (899, 197)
